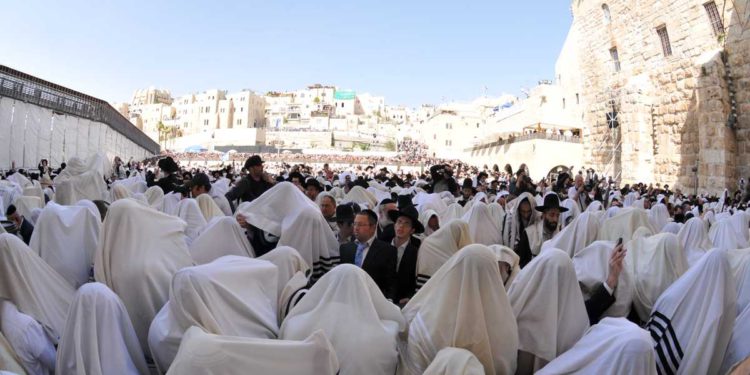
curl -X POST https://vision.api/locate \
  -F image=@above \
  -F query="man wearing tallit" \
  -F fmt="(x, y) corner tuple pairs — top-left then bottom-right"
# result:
(399, 244), (518, 375)
(516, 193), (566, 267)
(502, 192), (538, 267)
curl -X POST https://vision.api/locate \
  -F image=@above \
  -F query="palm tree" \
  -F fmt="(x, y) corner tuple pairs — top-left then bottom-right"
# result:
(157, 121), (167, 149)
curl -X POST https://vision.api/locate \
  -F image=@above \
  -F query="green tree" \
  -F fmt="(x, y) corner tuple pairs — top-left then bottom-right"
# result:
(384, 140), (396, 151)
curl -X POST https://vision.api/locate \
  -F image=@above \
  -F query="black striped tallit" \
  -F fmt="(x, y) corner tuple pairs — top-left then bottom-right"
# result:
(647, 311), (683, 375)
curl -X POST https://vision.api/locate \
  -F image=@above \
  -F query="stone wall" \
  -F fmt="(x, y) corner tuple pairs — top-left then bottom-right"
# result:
(566, 0), (750, 194)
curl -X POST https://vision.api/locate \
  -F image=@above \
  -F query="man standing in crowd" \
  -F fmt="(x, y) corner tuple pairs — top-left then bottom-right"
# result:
(225, 155), (275, 210)
(388, 203), (422, 306)
(319, 194), (338, 234)
(376, 198), (397, 243)
(304, 179), (323, 201)
(335, 203), (357, 245)
(340, 209), (397, 300)
(518, 193), (566, 267)
(5, 205), (34, 245)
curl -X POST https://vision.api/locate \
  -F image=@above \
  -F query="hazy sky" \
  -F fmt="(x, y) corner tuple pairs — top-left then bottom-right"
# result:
(1, 1), (573, 107)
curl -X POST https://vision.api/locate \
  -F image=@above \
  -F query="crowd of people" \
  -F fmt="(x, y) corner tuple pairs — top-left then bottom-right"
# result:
(0, 150), (749, 374)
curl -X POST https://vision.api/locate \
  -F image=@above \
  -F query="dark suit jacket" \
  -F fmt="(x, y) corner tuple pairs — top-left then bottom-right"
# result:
(377, 224), (395, 243)
(395, 237), (421, 303)
(18, 218), (34, 245)
(340, 238), (398, 301)
(584, 282), (616, 325)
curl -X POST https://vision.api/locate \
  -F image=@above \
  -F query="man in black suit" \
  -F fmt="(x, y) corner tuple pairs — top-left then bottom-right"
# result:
(388, 204), (423, 306)
(6, 204), (34, 245)
(340, 209), (397, 301)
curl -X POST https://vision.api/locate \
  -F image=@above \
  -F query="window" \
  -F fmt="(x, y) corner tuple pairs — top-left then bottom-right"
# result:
(576, 93), (580, 104)
(657, 26), (672, 56)
(205, 106), (210, 112)
(445, 140), (452, 146)
(610, 47), (621, 72)
(237, 119), (242, 125)
(602, 4), (611, 24)
(704, 1), (724, 36)
(563, 98), (566, 109)
(203, 119), (209, 126)
(240, 107), (244, 112)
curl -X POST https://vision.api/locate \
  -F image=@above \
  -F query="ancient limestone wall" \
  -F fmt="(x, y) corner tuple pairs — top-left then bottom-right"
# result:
(567, 0), (749, 194)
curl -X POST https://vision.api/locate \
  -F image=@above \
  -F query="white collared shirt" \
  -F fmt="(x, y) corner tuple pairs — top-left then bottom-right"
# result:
(391, 237), (409, 271)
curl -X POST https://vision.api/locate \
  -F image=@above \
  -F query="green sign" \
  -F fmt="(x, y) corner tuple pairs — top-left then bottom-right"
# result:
(334, 90), (356, 100)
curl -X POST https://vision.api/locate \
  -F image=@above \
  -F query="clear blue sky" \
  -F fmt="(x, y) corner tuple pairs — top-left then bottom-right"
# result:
(1, 1), (573, 107)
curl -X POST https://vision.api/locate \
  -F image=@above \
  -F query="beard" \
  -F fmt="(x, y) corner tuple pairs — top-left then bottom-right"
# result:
(543, 218), (558, 232)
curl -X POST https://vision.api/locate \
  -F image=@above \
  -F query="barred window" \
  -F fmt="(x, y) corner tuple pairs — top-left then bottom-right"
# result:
(704, 1), (724, 36)
(610, 47), (621, 72)
(657, 26), (672, 56)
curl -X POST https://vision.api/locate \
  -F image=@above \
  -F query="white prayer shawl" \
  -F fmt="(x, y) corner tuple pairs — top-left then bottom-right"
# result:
(541, 211), (600, 258)
(29, 202), (100, 288)
(342, 186), (377, 209)
(7, 173), (32, 189)
(536, 318), (657, 375)
(586, 200), (603, 212)
(235, 182), (320, 237)
(502, 192), (539, 249)
(93, 199), (194, 353)
(730, 212), (750, 248)
(704, 210), (716, 229)
(649, 203), (672, 232)
(632, 198), (646, 209)
(507, 248), (589, 370)
(144, 186), (164, 209)
(195, 194), (224, 221)
(677, 217), (714, 267)
(55, 283), (149, 375)
(400, 245), (518, 375)
(415, 219), (472, 290)
(109, 184), (131, 202)
(604, 206), (621, 221)
(176, 198), (207, 244)
(422, 347), (485, 375)
(0, 301), (57, 375)
(0, 330), (26, 375)
(487, 202), (506, 224)
(710, 219), (745, 251)
(281, 265), (405, 375)
(188, 216), (254, 264)
(632, 226), (654, 240)
(728, 249), (750, 314)
(210, 177), (230, 198)
(212, 194), (233, 216)
(12, 196), (43, 221)
(166, 327), (339, 375)
(367, 187), (392, 206)
(22, 184), (45, 205)
(573, 241), (634, 318)
(598, 207), (655, 242)
(661, 222), (683, 235)
(148, 256), (279, 372)
(461, 202), (502, 246)
(720, 301), (750, 375)
(0, 180), (22, 213)
(0, 234), (74, 344)
(28, 208), (42, 226)
(418, 209), (439, 238)
(488, 244), (521, 287)
(160, 193), (181, 216)
(414, 193), (448, 219)
(647, 249), (735, 375)
(441, 203), (466, 224)
(559, 198), (580, 228)
(258, 246), (311, 323)
(627, 233), (688, 322)
(53, 156), (108, 205)
(75, 199), (100, 220)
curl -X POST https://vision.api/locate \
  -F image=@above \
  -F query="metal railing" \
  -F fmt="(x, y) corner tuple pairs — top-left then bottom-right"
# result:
(464, 132), (582, 152)
(0, 65), (160, 155)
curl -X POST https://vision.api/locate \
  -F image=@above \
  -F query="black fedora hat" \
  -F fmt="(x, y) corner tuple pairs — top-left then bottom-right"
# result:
(388, 204), (424, 233)
(336, 203), (356, 223)
(157, 157), (179, 174)
(535, 193), (569, 213)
